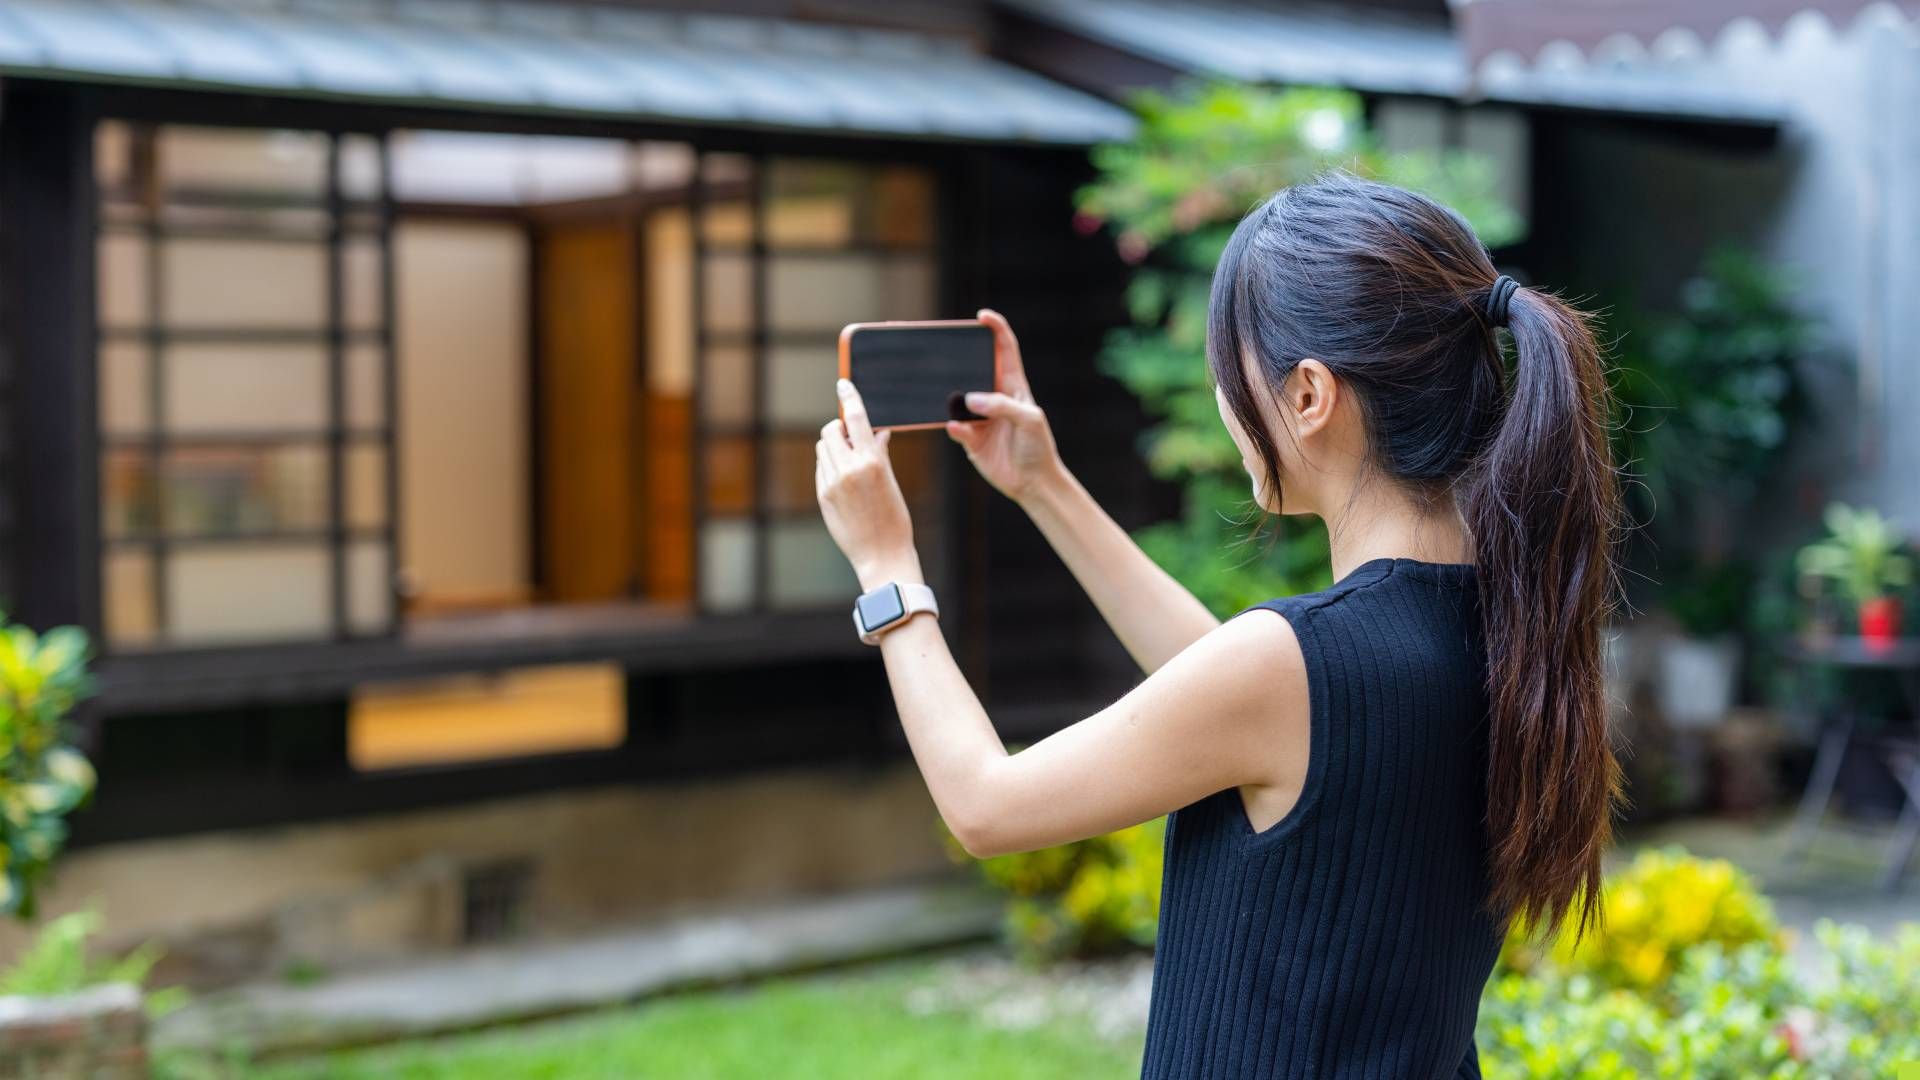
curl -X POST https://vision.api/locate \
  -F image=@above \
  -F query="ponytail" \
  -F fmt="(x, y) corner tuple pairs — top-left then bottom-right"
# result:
(1460, 285), (1622, 939)
(1209, 173), (1623, 938)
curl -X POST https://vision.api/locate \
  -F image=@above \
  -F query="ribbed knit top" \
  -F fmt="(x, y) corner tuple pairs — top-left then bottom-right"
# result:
(1141, 558), (1502, 1080)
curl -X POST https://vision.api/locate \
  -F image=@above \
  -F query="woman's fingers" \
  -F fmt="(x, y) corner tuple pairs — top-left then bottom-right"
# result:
(946, 419), (983, 451)
(962, 391), (1039, 424)
(819, 419), (852, 470)
(835, 378), (875, 448)
(977, 308), (1031, 401)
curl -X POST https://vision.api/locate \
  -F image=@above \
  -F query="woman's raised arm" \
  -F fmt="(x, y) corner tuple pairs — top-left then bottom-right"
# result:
(950, 311), (1220, 673)
(818, 376), (1306, 856)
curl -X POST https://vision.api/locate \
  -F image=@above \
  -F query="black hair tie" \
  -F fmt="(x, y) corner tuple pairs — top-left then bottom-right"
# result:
(1485, 274), (1520, 328)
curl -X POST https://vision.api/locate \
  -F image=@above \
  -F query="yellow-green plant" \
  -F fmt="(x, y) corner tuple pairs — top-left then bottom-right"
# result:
(1497, 846), (1779, 992)
(0, 618), (96, 917)
(949, 819), (1165, 962)
(1796, 502), (1913, 607)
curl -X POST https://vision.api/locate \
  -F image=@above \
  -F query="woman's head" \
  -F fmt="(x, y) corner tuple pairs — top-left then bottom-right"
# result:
(1210, 171), (1623, 938)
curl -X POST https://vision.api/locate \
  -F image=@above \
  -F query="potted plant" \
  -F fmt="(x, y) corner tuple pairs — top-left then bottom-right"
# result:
(1608, 249), (1818, 734)
(1657, 560), (1754, 730)
(1796, 503), (1914, 647)
(0, 616), (96, 917)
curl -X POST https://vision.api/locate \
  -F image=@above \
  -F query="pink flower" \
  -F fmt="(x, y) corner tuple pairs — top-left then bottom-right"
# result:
(1117, 231), (1149, 265)
(1072, 210), (1104, 236)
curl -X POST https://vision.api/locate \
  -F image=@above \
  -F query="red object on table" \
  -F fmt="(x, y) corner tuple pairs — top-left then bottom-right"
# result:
(1860, 596), (1903, 647)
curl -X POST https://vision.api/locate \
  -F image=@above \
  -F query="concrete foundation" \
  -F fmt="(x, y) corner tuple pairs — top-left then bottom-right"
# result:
(1, 764), (957, 988)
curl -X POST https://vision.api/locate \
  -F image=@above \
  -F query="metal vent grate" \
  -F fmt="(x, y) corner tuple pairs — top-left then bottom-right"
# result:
(461, 858), (534, 945)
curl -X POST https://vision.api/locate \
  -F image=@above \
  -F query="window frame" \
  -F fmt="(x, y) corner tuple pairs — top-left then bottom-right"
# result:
(94, 120), (401, 651)
(63, 85), (974, 706)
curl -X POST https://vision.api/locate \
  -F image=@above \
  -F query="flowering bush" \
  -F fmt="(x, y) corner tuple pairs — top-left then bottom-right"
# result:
(1497, 846), (1780, 991)
(0, 619), (96, 917)
(1479, 924), (1920, 1079)
(949, 819), (1164, 962)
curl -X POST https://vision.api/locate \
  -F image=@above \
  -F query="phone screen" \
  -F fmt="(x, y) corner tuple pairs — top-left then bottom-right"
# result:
(845, 324), (995, 429)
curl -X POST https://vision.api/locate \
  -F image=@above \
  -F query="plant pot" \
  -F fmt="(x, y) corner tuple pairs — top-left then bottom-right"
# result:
(1656, 632), (1741, 731)
(1859, 595), (1902, 645)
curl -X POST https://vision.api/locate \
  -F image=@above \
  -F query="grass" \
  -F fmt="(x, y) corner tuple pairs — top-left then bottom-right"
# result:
(240, 961), (1144, 1080)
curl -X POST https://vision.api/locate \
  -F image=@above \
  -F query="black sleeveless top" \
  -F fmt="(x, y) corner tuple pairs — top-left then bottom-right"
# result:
(1141, 558), (1502, 1079)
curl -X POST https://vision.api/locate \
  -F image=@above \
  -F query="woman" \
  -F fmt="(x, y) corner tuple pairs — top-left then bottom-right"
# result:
(814, 172), (1620, 1079)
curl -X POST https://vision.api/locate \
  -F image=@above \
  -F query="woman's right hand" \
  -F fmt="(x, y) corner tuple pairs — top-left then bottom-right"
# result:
(948, 309), (1064, 505)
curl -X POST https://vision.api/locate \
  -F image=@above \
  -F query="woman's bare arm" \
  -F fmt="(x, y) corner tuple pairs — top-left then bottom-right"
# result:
(818, 380), (1304, 855)
(1018, 462), (1220, 675)
(951, 311), (1219, 673)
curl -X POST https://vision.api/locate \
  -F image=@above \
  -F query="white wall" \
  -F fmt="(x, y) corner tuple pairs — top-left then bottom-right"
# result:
(395, 220), (530, 607)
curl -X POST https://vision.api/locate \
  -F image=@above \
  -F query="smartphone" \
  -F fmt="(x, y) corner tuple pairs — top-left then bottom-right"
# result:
(838, 320), (997, 432)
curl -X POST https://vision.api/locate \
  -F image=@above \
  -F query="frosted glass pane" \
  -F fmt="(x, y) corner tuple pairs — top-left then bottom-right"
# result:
(348, 443), (387, 529)
(702, 252), (752, 334)
(699, 519), (755, 612)
(632, 141), (695, 192)
(348, 539), (392, 635)
(103, 549), (157, 649)
(882, 256), (937, 321)
(98, 233), (148, 327)
(764, 434), (817, 514)
(767, 256), (880, 332)
(704, 436), (754, 515)
(163, 445), (328, 537)
(700, 201), (752, 247)
(95, 121), (134, 194)
(645, 207), (695, 398)
(765, 344), (838, 428)
(769, 521), (855, 608)
(347, 345), (386, 429)
(167, 543), (330, 644)
(870, 167), (934, 249)
(339, 134), (384, 202)
(99, 343), (150, 436)
(344, 236), (384, 332)
(164, 238), (326, 327)
(702, 345), (753, 426)
(101, 451), (156, 537)
(166, 343), (326, 433)
(159, 127), (328, 195)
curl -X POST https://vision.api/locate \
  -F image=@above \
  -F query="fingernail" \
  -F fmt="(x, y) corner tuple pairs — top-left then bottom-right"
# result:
(836, 378), (853, 397)
(964, 391), (988, 409)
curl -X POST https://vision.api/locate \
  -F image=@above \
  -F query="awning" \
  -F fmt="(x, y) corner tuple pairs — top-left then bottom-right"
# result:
(0, 0), (1137, 145)
(1451, 0), (1920, 69)
(1000, 0), (1786, 124)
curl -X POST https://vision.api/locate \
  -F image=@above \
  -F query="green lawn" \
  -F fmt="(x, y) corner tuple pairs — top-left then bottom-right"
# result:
(245, 963), (1144, 1080)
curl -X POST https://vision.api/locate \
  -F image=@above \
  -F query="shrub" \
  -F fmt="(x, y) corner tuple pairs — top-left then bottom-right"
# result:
(0, 619), (96, 917)
(1497, 846), (1779, 992)
(949, 819), (1164, 962)
(1479, 925), (1920, 1079)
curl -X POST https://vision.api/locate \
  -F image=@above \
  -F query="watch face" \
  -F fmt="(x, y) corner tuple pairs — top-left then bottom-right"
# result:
(856, 584), (906, 633)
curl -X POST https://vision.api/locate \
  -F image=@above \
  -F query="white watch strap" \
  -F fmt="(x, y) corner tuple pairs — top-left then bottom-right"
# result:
(855, 582), (939, 645)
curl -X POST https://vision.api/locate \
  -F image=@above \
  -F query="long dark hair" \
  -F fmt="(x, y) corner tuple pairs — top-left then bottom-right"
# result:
(1208, 171), (1622, 938)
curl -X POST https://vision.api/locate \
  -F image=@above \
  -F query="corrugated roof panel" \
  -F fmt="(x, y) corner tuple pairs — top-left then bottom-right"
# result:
(1002, 0), (1784, 124)
(0, 0), (1136, 145)
(3, 0), (179, 78)
(110, 1), (308, 88)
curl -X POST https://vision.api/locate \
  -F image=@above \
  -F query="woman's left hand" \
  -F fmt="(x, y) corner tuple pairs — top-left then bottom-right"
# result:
(817, 379), (922, 589)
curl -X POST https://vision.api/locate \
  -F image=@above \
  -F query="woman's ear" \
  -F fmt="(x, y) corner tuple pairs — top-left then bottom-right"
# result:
(1287, 359), (1339, 437)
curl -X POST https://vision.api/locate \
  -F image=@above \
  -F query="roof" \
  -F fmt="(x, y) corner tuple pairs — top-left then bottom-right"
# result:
(1000, 0), (1787, 125)
(0, 0), (1137, 145)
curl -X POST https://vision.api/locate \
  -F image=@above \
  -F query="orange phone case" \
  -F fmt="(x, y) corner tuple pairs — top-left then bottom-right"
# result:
(838, 319), (1000, 432)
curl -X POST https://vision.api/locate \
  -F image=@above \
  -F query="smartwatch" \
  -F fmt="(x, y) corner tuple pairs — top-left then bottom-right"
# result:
(852, 582), (939, 645)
